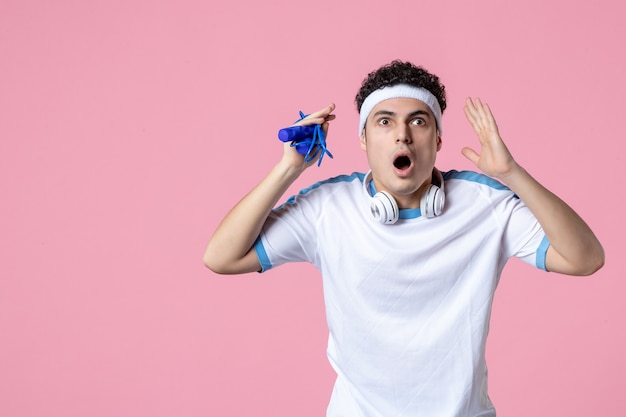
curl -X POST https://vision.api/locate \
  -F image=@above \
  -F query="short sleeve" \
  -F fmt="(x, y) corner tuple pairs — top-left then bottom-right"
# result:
(254, 193), (320, 272)
(499, 193), (550, 271)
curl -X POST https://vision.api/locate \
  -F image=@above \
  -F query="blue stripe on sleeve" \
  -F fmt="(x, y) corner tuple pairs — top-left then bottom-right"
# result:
(443, 170), (510, 191)
(254, 236), (272, 273)
(536, 235), (551, 271)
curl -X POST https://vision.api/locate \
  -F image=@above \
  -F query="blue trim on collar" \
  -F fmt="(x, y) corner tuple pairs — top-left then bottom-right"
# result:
(369, 179), (423, 219)
(399, 207), (422, 219)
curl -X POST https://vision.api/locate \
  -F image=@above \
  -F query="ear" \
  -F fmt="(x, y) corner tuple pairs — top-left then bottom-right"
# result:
(360, 131), (367, 151)
(436, 133), (442, 151)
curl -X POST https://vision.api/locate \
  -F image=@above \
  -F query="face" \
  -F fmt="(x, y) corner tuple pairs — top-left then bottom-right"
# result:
(360, 97), (442, 209)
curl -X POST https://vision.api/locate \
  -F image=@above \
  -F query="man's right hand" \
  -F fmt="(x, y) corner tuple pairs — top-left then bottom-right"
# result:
(281, 103), (336, 171)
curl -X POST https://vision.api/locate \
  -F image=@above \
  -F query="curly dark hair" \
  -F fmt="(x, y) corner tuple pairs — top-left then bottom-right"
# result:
(355, 60), (447, 114)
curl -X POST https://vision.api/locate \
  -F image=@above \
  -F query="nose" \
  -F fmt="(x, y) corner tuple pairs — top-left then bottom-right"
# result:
(396, 124), (412, 144)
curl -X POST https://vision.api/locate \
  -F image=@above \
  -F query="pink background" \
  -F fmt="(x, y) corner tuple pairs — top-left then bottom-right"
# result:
(1, 0), (624, 416)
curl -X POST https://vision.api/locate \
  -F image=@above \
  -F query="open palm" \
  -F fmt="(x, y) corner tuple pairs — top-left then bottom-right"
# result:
(462, 97), (518, 179)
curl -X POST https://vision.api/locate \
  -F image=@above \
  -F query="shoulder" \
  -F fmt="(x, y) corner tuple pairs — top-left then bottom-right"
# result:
(441, 170), (521, 211)
(278, 172), (365, 209)
(301, 172), (365, 193)
(442, 169), (510, 191)
(288, 172), (364, 199)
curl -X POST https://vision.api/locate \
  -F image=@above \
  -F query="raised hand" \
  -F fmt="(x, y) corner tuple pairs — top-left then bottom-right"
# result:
(462, 97), (518, 180)
(282, 103), (336, 170)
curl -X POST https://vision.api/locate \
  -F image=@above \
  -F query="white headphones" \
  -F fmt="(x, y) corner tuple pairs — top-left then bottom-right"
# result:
(363, 169), (445, 224)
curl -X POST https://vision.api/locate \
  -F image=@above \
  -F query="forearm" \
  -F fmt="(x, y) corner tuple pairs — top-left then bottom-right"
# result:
(203, 103), (335, 274)
(463, 98), (604, 275)
(500, 165), (605, 275)
(203, 160), (304, 274)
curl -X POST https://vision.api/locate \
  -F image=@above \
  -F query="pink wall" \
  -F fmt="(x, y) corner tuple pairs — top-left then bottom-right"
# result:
(1, 0), (624, 415)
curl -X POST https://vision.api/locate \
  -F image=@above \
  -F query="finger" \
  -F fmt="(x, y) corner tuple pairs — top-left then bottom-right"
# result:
(470, 97), (490, 125)
(464, 97), (476, 117)
(475, 99), (498, 130)
(464, 98), (485, 123)
(465, 97), (498, 137)
(308, 103), (336, 120)
(470, 99), (499, 134)
(295, 103), (336, 126)
(465, 97), (482, 114)
(481, 103), (499, 132)
(461, 146), (480, 165)
(464, 101), (483, 133)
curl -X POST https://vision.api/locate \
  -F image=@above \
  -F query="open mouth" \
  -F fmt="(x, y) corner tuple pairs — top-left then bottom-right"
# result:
(393, 155), (412, 170)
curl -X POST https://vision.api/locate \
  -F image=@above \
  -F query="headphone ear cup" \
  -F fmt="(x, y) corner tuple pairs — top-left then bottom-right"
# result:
(371, 191), (399, 224)
(420, 184), (445, 218)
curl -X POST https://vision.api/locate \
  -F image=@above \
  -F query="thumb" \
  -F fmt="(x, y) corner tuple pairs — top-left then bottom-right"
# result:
(461, 147), (480, 165)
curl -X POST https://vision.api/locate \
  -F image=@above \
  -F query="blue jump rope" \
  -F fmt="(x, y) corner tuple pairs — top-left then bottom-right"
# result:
(277, 111), (333, 167)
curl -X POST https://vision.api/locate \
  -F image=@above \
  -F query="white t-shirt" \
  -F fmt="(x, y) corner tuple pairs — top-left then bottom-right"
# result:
(254, 170), (550, 417)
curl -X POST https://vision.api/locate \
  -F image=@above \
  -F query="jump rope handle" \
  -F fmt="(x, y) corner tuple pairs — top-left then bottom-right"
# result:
(277, 112), (333, 166)
(278, 125), (316, 142)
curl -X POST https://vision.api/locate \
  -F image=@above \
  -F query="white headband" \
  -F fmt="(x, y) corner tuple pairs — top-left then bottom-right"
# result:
(358, 84), (442, 136)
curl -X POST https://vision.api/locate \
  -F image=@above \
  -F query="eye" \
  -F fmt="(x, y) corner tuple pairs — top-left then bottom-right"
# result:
(378, 118), (391, 126)
(411, 118), (425, 126)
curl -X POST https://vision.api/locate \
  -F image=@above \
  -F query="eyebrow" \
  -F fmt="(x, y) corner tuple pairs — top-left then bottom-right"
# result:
(372, 109), (432, 119)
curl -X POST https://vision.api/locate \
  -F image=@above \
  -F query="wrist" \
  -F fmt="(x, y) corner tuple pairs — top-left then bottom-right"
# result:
(274, 158), (306, 183)
(498, 163), (531, 191)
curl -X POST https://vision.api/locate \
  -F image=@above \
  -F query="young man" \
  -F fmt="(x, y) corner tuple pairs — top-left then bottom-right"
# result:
(204, 61), (604, 417)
